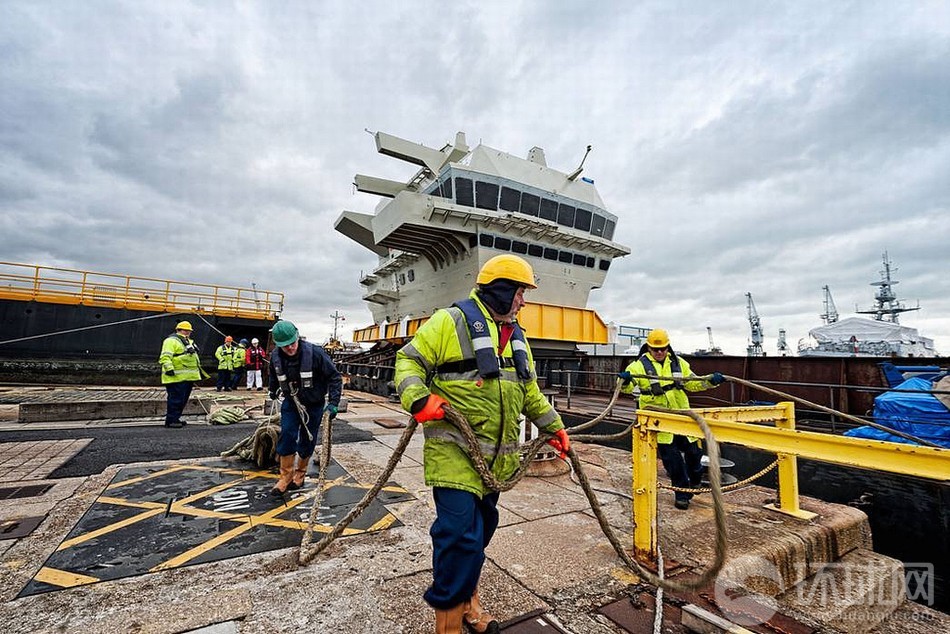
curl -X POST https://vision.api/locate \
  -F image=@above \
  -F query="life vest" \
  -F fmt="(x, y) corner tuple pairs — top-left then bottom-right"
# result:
(271, 342), (316, 394)
(450, 298), (531, 380)
(639, 352), (685, 396)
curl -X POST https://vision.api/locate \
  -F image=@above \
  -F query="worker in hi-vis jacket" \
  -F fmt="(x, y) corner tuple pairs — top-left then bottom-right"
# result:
(619, 329), (724, 510)
(394, 254), (570, 634)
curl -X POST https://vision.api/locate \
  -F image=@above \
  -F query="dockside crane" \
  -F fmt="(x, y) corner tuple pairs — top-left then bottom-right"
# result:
(746, 292), (764, 357)
(777, 328), (789, 356)
(706, 326), (723, 355)
(820, 285), (839, 324)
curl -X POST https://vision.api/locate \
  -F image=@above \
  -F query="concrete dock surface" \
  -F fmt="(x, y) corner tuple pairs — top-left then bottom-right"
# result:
(0, 389), (947, 633)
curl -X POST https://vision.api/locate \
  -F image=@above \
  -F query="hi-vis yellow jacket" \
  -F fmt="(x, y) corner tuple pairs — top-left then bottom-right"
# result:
(395, 291), (563, 497)
(159, 334), (203, 384)
(621, 351), (713, 444)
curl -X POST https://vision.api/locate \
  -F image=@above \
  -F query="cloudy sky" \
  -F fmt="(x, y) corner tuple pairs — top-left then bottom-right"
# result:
(2, 1), (949, 356)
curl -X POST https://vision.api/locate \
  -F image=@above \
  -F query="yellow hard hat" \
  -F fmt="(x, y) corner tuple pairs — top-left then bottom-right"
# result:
(176, 321), (193, 331)
(476, 254), (537, 288)
(646, 329), (670, 348)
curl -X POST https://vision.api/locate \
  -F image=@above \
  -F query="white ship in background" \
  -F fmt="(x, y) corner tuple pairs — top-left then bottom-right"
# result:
(334, 131), (631, 351)
(798, 252), (938, 358)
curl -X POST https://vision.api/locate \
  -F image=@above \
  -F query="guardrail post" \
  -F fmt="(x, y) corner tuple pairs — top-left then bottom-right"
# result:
(765, 401), (818, 520)
(632, 410), (658, 564)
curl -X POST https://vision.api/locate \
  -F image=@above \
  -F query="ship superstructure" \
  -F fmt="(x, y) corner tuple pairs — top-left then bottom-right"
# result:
(335, 131), (630, 347)
(798, 253), (937, 357)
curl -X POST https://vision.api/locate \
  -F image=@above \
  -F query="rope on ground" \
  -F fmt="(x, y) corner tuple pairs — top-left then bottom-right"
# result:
(293, 378), (729, 593)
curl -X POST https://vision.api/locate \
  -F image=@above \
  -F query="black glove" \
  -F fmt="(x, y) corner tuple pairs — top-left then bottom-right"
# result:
(269, 390), (280, 401)
(185, 345), (197, 354)
(710, 372), (725, 386)
(617, 371), (632, 385)
(164, 369), (175, 376)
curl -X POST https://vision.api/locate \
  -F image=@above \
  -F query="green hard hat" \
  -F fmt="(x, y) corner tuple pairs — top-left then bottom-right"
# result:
(271, 320), (299, 347)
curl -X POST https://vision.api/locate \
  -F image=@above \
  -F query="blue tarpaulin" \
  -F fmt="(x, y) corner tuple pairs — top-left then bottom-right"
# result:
(844, 376), (950, 448)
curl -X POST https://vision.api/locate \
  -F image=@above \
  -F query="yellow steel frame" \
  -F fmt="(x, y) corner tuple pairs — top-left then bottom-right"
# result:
(0, 261), (283, 320)
(631, 402), (950, 562)
(351, 301), (609, 344)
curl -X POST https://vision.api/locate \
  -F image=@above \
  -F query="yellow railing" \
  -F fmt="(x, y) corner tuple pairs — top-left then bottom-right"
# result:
(631, 403), (950, 563)
(0, 261), (283, 321)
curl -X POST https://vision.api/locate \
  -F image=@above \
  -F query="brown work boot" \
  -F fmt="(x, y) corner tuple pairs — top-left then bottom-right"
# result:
(464, 588), (500, 633)
(435, 603), (466, 634)
(270, 454), (296, 496)
(288, 453), (312, 490)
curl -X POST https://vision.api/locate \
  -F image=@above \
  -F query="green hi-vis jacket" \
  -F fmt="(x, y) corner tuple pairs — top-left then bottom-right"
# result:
(159, 334), (203, 384)
(215, 344), (237, 370)
(621, 351), (714, 444)
(395, 291), (563, 497)
(232, 344), (247, 369)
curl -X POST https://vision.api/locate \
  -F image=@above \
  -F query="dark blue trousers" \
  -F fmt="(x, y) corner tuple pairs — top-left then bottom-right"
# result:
(658, 435), (704, 502)
(276, 398), (323, 456)
(424, 487), (500, 609)
(164, 381), (193, 425)
(216, 369), (232, 391)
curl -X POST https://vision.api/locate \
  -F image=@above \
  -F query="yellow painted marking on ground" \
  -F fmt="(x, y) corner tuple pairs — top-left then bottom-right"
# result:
(610, 567), (640, 585)
(33, 566), (100, 588)
(57, 508), (165, 550)
(365, 513), (399, 532)
(150, 493), (316, 571)
(348, 483), (408, 494)
(172, 477), (250, 507)
(96, 496), (166, 509)
(220, 468), (278, 480)
(105, 464), (193, 490)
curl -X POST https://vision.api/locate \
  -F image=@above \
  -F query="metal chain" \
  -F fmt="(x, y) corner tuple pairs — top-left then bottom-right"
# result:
(661, 460), (779, 494)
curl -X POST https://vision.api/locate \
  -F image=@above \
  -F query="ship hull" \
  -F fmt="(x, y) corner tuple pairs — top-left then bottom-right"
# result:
(0, 299), (277, 385)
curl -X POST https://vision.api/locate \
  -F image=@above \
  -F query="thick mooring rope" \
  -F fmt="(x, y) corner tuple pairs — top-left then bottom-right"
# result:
(295, 378), (730, 592)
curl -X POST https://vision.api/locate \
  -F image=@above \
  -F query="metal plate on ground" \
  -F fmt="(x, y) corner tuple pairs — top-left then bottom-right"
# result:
(0, 516), (45, 539)
(598, 593), (685, 633)
(16, 458), (414, 597)
(499, 609), (571, 632)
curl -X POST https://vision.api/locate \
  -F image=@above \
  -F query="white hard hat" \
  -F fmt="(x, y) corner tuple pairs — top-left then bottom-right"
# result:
(251, 337), (259, 344)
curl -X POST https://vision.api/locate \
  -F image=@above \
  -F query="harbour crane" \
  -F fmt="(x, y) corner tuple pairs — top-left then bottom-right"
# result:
(820, 285), (839, 324)
(746, 292), (764, 357)
(777, 328), (789, 356)
(706, 326), (723, 355)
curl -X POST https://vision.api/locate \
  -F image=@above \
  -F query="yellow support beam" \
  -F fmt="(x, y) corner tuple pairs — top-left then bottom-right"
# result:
(632, 402), (950, 564)
(638, 406), (950, 480)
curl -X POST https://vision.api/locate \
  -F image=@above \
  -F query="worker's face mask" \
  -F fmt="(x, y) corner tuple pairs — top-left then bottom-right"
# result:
(477, 279), (522, 318)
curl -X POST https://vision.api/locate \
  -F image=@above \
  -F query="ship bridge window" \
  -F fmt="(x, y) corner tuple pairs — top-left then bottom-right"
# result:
(475, 181), (499, 210)
(543, 247), (558, 261)
(591, 213), (606, 236)
(407, 269), (415, 282)
(558, 251), (573, 263)
(499, 186), (521, 213)
(528, 243), (543, 257)
(521, 193), (540, 217)
(572, 253), (587, 266)
(469, 235), (478, 248)
(437, 177), (452, 199)
(586, 256), (595, 268)
(494, 236), (512, 251)
(604, 219), (615, 240)
(511, 240), (528, 254)
(599, 259), (611, 271)
(540, 198), (558, 222)
(557, 204), (575, 227)
(574, 207), (592, 231)
(455, 177), (474, 207)
(479, 233), (494, 247)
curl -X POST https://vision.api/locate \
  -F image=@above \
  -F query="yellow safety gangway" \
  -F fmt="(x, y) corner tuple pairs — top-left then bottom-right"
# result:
(0, 261), (283, 321)
(632, 403), (950, 563)
(351, 301), (610, 345)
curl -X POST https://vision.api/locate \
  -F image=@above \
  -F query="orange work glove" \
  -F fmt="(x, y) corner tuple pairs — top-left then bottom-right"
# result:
(546, 428), (571, 459)
(413, 394), (448, 424)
